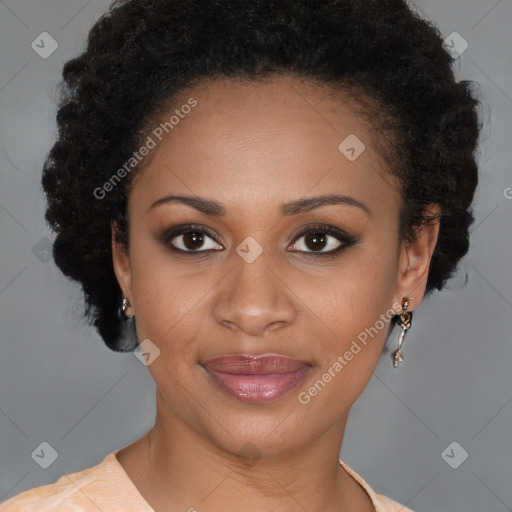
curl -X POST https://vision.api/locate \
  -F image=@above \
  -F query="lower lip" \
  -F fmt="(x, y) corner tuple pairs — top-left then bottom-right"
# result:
(203, 366), (312, 403)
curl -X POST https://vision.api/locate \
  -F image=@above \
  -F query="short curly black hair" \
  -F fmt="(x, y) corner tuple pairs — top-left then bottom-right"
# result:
(42, 0), (482, 352)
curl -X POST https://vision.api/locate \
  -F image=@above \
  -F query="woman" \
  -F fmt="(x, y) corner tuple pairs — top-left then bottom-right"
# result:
(0, 0), (481, 510)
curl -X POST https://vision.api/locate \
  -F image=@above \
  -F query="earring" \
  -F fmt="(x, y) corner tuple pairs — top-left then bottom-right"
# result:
(393, 297), (413, 368)
(121, 297), (132, 319)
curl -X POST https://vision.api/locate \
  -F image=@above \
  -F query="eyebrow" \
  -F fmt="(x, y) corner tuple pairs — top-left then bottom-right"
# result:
(147, 193), (372, 217)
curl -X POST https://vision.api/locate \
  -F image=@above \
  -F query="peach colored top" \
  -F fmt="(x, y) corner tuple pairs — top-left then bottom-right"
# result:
(0, 450), (415, 511)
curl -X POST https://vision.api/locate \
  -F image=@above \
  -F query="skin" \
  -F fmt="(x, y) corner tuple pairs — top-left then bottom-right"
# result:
(111, 75), (440, 512)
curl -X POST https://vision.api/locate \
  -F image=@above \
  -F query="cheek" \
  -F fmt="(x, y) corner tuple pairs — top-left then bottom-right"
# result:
(127, 240), (201, 352)
(298, 306), (393, 415)
(295, 241), (397, 384)
(316, 296), (392, 377)
(299, 236), (397, 326)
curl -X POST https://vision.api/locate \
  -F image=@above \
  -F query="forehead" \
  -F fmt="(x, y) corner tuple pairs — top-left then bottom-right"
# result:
(130, 75), (400, 215)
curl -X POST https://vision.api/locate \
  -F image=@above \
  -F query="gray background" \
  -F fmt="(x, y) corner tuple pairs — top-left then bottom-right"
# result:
(0, 1), (511, 511)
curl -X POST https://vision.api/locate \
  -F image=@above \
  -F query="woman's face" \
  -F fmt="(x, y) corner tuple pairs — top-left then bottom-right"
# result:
(112, 75), (438, 457)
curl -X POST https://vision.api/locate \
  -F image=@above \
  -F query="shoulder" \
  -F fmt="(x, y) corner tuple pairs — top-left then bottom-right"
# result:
(373, 492), (416, 512)
(0, 453), (112, 512)
(339, 459), (415, 512)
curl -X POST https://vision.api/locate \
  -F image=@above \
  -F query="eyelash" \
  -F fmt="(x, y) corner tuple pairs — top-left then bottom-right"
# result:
(159, 223), (358, 259)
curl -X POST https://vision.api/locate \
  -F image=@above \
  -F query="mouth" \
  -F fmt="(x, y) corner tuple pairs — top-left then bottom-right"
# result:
(200, 354), (313, 403)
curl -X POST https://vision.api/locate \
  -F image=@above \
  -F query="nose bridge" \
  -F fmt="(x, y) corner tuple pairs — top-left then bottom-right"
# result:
(213, 246), (296, 337)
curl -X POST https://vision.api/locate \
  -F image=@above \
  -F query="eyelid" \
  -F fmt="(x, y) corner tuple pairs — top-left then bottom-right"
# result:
(290, 223), (356, 244)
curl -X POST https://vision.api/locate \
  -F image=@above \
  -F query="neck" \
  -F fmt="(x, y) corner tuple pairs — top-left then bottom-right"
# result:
(115, 390), (375, 512)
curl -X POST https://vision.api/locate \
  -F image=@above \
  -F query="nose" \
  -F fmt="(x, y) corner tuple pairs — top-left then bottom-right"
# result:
(212, 252), (297, 338)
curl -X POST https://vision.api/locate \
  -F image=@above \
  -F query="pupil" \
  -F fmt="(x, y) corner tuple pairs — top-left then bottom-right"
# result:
(184, 231), (204, 250)
(306, 232), (326, 251)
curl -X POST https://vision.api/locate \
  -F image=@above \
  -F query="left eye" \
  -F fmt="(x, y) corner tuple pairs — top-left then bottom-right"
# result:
(289, 225), (356, 256)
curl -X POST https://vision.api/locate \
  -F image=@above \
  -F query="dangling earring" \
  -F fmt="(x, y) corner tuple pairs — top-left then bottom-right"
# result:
(393, 297), (413, 367)
(121, 297), (132, 319)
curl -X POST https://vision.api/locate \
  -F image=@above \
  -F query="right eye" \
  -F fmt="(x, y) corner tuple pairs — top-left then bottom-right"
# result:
(162, 224), (224, 253)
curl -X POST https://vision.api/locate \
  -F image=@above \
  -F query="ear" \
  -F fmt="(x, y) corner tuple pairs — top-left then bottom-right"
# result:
(111, 221), (134, 314)
(394, 204), (441, 311)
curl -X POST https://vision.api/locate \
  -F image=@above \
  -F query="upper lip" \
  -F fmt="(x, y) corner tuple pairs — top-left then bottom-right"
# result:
(202, 354), (313, 375)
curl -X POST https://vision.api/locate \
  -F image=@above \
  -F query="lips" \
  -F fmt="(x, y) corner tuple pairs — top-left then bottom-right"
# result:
(203, 354), (311, 374)
(201, 354), (313, 403)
